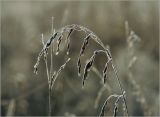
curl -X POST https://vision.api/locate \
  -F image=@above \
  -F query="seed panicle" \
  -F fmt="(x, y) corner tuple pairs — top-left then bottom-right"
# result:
(34, 23), (129, 116)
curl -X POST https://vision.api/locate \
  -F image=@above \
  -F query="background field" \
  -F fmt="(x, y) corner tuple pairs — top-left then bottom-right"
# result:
(1, 0), (159, 116)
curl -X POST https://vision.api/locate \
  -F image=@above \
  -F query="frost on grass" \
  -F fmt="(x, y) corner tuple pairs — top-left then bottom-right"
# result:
(34, 23), (128, 116)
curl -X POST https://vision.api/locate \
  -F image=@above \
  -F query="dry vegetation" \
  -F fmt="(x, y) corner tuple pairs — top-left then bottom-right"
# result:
(34, 21), (130, 116)
(1, 1), (159, 116)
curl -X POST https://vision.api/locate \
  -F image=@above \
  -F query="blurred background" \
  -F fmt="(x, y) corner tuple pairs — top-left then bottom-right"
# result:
(1, 0), (159, 116)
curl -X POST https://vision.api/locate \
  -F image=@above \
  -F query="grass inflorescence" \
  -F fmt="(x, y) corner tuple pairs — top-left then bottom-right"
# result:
(34, 18), (129, 116)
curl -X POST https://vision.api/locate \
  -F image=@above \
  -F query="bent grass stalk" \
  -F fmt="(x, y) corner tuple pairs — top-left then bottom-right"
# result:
(34, 20), (128, 116)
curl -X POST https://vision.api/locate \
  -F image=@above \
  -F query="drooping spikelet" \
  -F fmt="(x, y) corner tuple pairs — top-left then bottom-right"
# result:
(113, 106), (118, 117)
(102, 60), (111, 84)
(80, 34), (90, 56)
(113, 95), (122, 117)
(82, 51), (98, 87)
(99, 94), (122, 117)
(77, 34), (90, 76)
(66, 29), (74, 55)
(34, 32), (58, 74)
(56, 35), (63, 55)
(44, 32), (58, 53)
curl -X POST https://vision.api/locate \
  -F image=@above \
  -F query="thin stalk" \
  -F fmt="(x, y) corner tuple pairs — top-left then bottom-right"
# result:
(50, 39), (53, 78)
(48, 86), (51, 116)
(45, 58), (50, 82)
(111, 61), (129, 116)
(41, 34), (50, 82)
(48, 16), (54, 116)
(48, 45), (53, 117)
(104, 46), (129, 116)
(50, 16), (54, 79)
(44, 56), (51, 116)
(42, 33), (51, 116)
